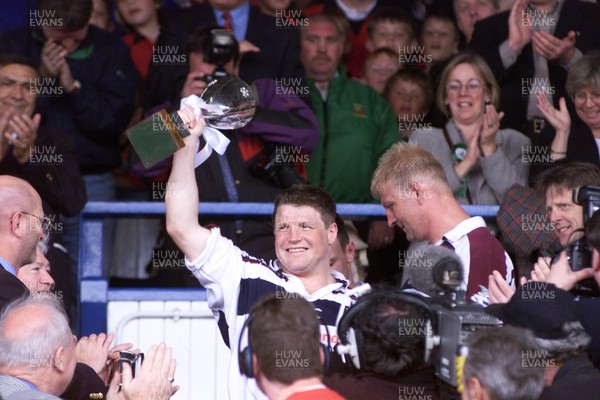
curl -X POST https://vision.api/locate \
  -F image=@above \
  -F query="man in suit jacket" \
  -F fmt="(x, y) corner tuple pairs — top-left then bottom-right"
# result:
(470, 0), (600, 134)
(0, 176), (107, 400)
(0, 175), (46, 295)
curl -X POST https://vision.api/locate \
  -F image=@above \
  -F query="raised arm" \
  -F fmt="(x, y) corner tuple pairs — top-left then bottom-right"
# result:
(165, 107), (211, 261)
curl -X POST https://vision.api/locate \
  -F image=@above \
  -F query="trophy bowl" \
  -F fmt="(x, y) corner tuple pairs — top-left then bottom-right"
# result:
(201, 74), (257, 130)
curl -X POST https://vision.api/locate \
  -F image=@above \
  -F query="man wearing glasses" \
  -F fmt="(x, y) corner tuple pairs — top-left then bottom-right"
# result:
(0, 175), (110, 400)
(0, 175), (47, 305)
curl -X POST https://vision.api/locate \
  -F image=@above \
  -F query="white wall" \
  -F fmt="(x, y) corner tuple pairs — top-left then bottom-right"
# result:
(108, 301), (231, 400)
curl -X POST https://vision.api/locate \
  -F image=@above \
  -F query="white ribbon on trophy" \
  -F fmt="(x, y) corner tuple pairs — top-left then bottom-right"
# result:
(180, 94), (231, 168)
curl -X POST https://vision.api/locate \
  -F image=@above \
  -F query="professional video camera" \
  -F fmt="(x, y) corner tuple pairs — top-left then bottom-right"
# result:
(404, 245), (503, 396)
(337, 245), (502, 399)
(568, 185), (600, 296)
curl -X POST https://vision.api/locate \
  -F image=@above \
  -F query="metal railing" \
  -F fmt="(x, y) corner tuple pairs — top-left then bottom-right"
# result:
(78, 201), (499, 335)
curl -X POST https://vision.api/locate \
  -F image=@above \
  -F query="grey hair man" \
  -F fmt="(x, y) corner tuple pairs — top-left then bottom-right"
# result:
(486, 282), (600, 398)
(0, 295), (76, 399)
(0, 295), (178, 400)
(462, 325), (545, 400)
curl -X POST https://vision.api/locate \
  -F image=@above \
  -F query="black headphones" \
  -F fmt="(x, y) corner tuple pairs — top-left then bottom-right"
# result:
(238, 309), (331, 378)
(336, 290), (437, 370)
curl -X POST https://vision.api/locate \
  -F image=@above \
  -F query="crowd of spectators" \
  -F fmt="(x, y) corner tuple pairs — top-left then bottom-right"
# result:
(3, 0), (600, 398)
(2, 0), (600, 285)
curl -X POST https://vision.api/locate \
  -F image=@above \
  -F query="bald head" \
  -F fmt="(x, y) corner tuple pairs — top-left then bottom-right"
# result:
(0, 176), (41, 214)
(2, 303), (54, 341)
(0, 295), (74, 395)
(0, 176), (45, 267)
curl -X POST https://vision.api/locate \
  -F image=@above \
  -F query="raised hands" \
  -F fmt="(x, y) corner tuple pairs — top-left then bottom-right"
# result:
(530, 256), (552, 282)
(75, 332), (135, 384)
(536, 94), (570, 135)
(110, 343), (178, 400)
(546, 251), (595, 291)
(479, 104), (504, 156)
(5, 113), (41, 164)
(508, 0), (533, 53)
(536, 94), (570, 158)
(180, 72), (208, 99)
(39, 40), (78, 93)
(239, 40), (260, 57)
(533, 30), (577, 65)
(177, 105), (206, 143)
(39, 40), (67, 78)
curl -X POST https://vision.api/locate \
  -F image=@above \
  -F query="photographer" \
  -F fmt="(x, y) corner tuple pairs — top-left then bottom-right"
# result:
(489, 162), (600, 302)
(175, 26), (318, 261)
(325, 289), (439, 400)
(540, 209), (600, 368)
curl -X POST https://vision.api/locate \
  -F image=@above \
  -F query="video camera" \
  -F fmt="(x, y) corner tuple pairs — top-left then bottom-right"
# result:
(337, 246), (502, 399)
(194, 29), (237, 84)
(567, 185), (600, 296)
(426, 287), (503, 397)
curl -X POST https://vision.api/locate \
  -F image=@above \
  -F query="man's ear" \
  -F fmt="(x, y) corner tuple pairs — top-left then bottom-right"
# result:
(328, 222), (339, 245)
(410, 182), (429, 204)
(592, 248), (600, 272)
(345, 241), (356, 264)
(320, 345), (325, 365)
(10, 212), (27, 239)
(591, 250), (600, 289)
(52, 346), (66, 372)
(252, 353), (260, 377)
(464, 376), (486, 400)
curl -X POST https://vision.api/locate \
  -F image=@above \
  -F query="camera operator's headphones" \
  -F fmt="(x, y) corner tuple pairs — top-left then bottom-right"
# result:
(336, 290), (437, 370)
(238, 310), (331, 378)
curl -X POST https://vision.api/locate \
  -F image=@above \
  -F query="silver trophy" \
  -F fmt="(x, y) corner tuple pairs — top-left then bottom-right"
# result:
(127, 73), (256, 168)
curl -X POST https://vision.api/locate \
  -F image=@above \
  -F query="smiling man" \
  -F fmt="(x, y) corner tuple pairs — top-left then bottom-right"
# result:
(488, 163), (600, 304)
(17, 244), (55, 295)
(370, 141), (514, 302)
(537, 163), (600, 249)
(165, 107), (353, 400)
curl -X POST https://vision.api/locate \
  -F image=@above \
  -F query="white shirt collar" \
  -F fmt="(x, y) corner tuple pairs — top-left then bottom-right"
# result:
(335, 0), (377, 21)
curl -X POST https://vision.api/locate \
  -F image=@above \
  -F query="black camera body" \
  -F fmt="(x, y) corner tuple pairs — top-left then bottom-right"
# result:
(118, 351), (144, 380)
(194, 29), (237, 84)
(426, 292), (502, 397)
(568, 185), (600, 296)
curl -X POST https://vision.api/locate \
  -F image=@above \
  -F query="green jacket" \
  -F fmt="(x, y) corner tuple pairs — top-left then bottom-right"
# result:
(306, 70), (400, 203)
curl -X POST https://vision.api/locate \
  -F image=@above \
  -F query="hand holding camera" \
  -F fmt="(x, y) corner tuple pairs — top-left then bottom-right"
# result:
(546, 251), (595, 291)
(181, 72), (209, 98)
(107, 343), (178, 400)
